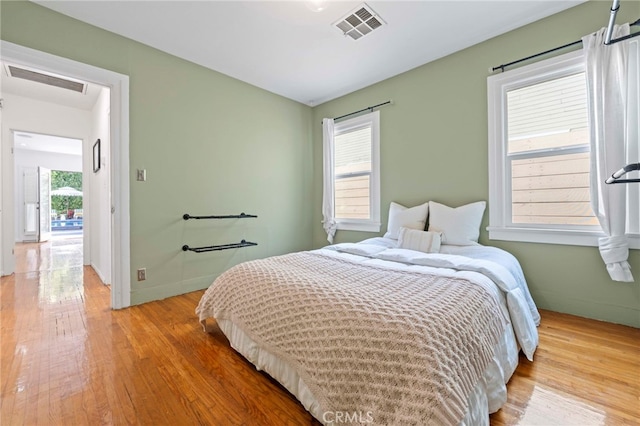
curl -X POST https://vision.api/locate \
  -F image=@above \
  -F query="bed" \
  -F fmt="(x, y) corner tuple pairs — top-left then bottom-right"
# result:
(198, 188), (538, 426)
(196, 234), (540, 425)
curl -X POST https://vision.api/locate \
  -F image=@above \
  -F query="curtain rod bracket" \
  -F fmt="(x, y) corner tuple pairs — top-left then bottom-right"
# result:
(605, 163), (640, 184)
(604, 0), (621, 45)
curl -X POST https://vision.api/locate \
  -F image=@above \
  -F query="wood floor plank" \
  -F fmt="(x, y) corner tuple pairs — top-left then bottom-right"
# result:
(2, 238), (638, 425)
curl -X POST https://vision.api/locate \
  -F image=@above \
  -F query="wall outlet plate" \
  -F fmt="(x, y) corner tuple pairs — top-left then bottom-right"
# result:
(137, 268), (146, 281)
(137, 169), (146, 181)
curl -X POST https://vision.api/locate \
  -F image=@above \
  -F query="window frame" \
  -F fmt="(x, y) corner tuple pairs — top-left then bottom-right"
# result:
(488, 49), (639, 248)
(332, 111), (381, 233)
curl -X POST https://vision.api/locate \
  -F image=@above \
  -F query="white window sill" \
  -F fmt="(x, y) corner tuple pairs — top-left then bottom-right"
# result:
(487, 226), (640, 249)
(336, 220), (381, 233)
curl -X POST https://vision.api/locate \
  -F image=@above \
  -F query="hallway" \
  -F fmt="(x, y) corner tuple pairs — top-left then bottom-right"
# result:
(15, 237), (88, 300)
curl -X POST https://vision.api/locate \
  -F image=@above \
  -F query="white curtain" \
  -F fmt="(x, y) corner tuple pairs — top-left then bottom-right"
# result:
(322, 118), (337, 243)
(582, 24), (634, 282)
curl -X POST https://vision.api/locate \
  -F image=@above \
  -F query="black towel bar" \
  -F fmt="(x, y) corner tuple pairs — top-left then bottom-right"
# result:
(182, 240), (258, 253)
(183, 213), (257, 220)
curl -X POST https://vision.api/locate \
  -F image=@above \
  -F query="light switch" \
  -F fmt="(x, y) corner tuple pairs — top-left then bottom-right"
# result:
(137, 169), (147, 181)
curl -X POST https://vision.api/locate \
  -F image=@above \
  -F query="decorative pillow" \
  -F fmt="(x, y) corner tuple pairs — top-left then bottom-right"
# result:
(397, 227), (442, 253)
(427, 201), (486, 246)
(383, 202), (429, 240)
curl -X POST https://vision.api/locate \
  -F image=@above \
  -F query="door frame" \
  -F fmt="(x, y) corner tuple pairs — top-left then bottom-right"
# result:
(38, 166), (52, 243)
(0, 41), (131, 309)
(20, 166), (39, 242)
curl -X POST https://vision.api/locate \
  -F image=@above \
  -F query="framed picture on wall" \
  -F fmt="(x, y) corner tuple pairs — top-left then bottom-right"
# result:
(93, 139), (101, 173)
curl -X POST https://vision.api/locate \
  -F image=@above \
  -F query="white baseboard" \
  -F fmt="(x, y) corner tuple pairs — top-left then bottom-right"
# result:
(91, 262), (109, 285)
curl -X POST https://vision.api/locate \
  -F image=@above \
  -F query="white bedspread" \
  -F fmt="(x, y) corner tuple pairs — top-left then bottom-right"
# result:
(324, 238), (540, 360)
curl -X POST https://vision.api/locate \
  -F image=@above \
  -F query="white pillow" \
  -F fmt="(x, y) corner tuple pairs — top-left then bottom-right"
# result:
(397, 227), (442, 253)
(330, 243), (388, 257)
(428, 201), (486, 246)
(383, 202), (429, 239)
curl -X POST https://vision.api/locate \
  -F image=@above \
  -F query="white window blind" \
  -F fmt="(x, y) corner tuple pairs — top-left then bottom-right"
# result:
(506, 72), (598, 227)
(334, 125), (372, 219)
(330, 111), (381, 232)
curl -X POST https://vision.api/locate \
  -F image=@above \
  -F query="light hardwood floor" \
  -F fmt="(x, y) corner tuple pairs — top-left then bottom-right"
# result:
(1, 238), (638, 425)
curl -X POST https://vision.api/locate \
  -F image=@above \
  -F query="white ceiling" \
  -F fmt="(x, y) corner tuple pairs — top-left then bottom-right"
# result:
(32, 0), (586, 106)
(14, 131), (83, 156)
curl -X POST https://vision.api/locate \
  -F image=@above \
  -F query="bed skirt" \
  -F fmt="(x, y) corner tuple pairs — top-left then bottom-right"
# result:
(213, 317), (519, 426)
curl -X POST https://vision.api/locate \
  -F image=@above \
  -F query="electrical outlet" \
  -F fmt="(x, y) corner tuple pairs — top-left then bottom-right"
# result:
(137, 169), (147, 181)
(137, 268), (146, 281)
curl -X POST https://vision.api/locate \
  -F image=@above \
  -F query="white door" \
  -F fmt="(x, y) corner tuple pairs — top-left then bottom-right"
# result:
(38, 167), (51, 242)
(23, 167), (39, 242)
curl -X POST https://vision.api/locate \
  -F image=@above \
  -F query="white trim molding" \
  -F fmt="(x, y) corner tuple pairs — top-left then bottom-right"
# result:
(487, 49), (638, 250)
(1, 41), (131, 308)
(332, 111), (381, 233)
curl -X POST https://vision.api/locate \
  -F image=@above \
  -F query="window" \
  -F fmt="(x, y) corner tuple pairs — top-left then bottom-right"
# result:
(488, 48), (639, 247)
(508, 71), (596, 227)
(332, 111), (380, 232)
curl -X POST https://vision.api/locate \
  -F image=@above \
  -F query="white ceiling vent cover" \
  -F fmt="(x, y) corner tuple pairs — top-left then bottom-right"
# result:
(334, 3), (385, 41)
(6, 65), (87, 94)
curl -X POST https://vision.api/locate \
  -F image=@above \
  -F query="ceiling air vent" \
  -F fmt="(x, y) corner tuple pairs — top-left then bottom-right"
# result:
(7, 65), (86, 94)
(334, 3), (385, 41)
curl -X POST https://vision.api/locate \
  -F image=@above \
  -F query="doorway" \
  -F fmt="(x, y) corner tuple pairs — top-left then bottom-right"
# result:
(14, 133), (83, 244)
(0, 41), (131, 309)
(50, 170), (84, 243)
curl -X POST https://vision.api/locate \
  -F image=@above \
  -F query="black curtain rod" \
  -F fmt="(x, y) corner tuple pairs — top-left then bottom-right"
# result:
(492, 18), (640, 73)
(322, 100), (392, 124)
(335, 100), (392, 121)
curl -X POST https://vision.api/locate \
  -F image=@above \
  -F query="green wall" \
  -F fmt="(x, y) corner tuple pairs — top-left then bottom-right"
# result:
(312, 0), (639, 327)
(1, 1), (314, 304)
(2, 1), (638, 326)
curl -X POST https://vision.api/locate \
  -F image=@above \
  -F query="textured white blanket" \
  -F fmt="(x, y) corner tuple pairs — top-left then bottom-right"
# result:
(197, 251), (506, 425)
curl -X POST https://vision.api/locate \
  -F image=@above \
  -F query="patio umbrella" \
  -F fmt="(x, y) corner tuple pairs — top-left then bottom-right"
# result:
(51, 187), (83, 197)
(51, 187), (83, 212)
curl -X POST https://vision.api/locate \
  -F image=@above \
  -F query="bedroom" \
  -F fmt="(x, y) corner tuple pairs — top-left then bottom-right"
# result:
(1, 0), (638, 424)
